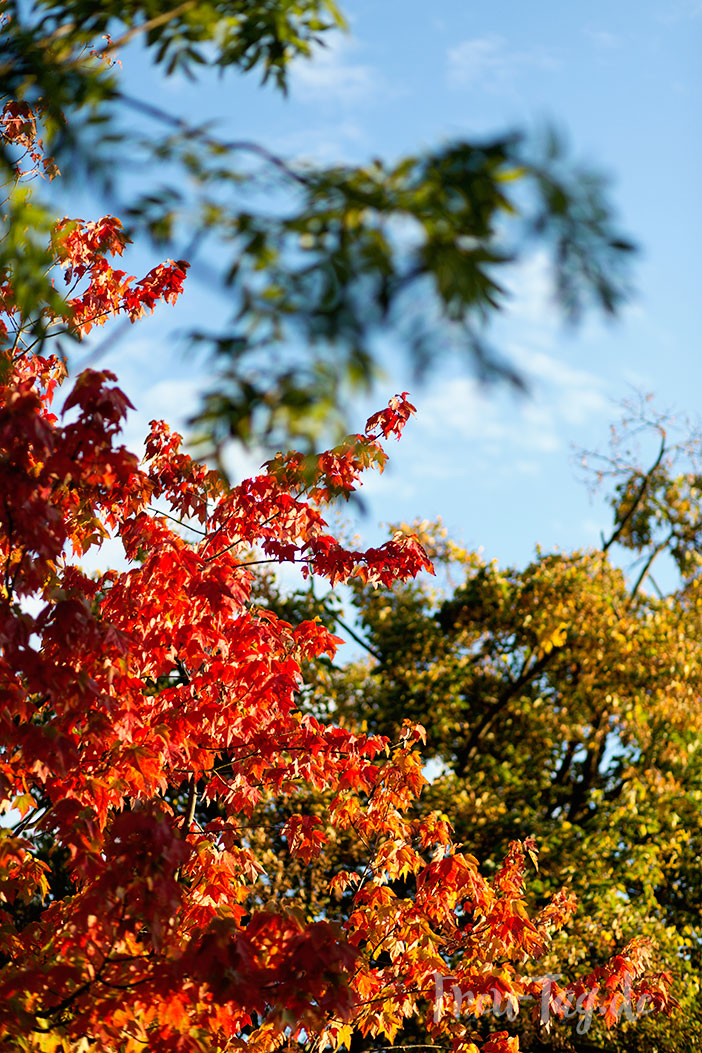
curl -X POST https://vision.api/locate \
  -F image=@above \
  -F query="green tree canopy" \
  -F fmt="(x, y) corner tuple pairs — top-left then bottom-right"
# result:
(256, 408), (702, 1052)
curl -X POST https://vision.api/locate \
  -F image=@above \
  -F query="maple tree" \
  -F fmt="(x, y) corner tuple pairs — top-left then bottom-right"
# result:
(0, 104), (675, 1052)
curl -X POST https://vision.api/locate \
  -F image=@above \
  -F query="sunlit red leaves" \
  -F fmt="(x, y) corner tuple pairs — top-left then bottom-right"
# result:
(58, 224), (190, 335)
(0, 210), (189, 339)
(0, 329), (449, 1047)
(0, 835), (50, 905)
(0, 99), (59, 181)
(365, 391), (417, 440)
(559, 937), (677, 1029)
(282, 814), (327, 863)
(481, 1034), (520, 1053)
(54, 215), (128, 282)
(302, 529), (435, 588)
(186, 911), (357, 1026)
(263, 392), (417, 508)
(0, 344), (676, 1049)
(144, 418), (221, 523)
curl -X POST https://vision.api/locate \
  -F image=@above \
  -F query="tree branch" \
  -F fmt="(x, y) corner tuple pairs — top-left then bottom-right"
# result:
(628, 531), (673, 601)
(458, 648), (554, 771)
(333, 614), (383, 663)
(183, 778), (198, 833)
(117, 93), (311, 186)
(601, 430), (666, 553)
(102, 1), (197, 55)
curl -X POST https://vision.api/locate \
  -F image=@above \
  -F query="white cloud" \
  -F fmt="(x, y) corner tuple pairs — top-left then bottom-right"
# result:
(508, 344), (610, 422)
(501, 250), (558, 333)
(277, 119), (369, 166)
(290, 33), (377, 104)
(119, 376), (204, 455)
(585, 29), (622, 49)
(419, 377), (509, 446)
(447, 36), (507, 88)
(657, 0), (702, 21)
(413, 336), (610, 465)
(446, 35), (560, 90)
(514, 458), (542, 477)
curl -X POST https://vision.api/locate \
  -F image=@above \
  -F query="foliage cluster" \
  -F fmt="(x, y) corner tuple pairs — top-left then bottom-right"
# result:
(0, 0), (635, 451)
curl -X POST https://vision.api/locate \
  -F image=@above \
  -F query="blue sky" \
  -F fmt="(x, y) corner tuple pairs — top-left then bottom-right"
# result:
(64, 0), (701, 578)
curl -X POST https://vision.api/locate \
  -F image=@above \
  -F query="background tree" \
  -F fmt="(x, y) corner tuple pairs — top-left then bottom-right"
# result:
(0, 0), (635, 452)
(274, 412), (702, 1053)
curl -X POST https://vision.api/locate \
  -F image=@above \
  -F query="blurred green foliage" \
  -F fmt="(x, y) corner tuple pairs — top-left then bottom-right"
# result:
(1, 0), (635, 451)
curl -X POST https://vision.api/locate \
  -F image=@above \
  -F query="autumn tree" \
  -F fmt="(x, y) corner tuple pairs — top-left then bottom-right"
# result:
(281, 411), (702, 1053)
(0, 0), (636, 450)
(0, 104), (675, 1052)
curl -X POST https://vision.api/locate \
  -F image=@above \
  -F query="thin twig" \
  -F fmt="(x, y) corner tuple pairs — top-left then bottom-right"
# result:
(628, 534), (672, 600)
(147, 506), (208, 536)
(183, 779), (198, 833)
(117, 92), (311, 186)
(102, 1), (197, 55)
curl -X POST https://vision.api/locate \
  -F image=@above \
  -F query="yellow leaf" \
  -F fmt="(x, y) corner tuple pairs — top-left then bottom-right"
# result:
(335, 1025), (353, 1050)
(540, 622), (568, 655)
(12, 792), (36, 818)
